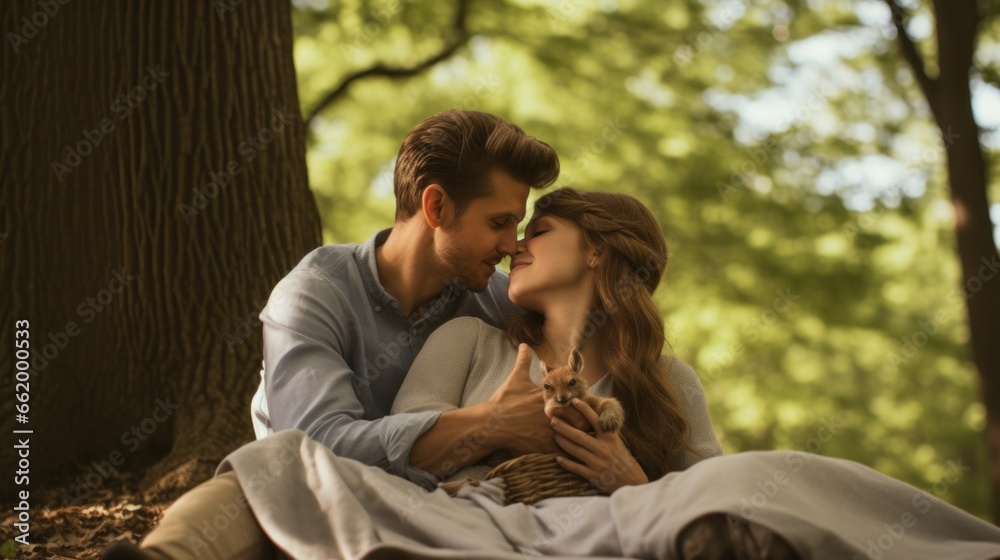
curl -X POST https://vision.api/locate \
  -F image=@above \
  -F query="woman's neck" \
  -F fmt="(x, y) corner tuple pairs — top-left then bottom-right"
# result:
(535, 303), (607, 387)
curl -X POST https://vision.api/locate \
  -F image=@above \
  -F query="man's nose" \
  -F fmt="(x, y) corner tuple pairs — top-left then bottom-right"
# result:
(497, 231), (519, 257)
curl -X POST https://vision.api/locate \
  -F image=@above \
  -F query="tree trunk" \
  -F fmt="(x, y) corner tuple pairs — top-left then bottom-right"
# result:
(1, 0), (322, 501)
(931, 0), (1000, 521)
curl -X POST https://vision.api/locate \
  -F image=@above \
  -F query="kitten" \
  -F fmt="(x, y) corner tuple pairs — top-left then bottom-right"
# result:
(438, 347), (627, 500)
(541, 348), (624, 433)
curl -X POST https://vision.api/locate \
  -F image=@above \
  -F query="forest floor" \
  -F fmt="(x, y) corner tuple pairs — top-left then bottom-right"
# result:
(1, 471), (165, 559)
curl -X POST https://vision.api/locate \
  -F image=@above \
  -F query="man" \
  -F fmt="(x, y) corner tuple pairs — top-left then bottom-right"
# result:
(104, 109), (571, 560)
(250, 109), (563, 487)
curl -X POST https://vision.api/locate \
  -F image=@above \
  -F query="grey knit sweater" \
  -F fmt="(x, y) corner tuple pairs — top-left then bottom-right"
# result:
(391, 316), (723, 483)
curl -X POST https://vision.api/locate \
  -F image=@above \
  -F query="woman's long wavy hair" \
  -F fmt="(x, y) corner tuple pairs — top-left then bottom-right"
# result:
(507, 187), (701, 480)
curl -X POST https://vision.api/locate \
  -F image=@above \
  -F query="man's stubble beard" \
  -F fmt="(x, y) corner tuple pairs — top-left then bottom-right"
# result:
(437, 229), (491, 293)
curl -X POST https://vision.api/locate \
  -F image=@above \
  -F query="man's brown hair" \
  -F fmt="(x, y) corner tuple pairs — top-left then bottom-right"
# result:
(393, 110), (560, 222)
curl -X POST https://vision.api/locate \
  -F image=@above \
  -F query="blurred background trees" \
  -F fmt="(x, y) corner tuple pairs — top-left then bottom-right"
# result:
(289, 0), (999, 519)
(4, 1), (997, 556)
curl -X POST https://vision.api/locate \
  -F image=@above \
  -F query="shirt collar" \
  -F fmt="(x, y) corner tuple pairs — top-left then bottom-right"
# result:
(355, 227), (468, 321)
(356, 228), (394, 308)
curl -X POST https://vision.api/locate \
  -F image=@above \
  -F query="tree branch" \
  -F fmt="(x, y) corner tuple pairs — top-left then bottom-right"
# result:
(882, 0), (940, 117)
(305, 0), (471, 126)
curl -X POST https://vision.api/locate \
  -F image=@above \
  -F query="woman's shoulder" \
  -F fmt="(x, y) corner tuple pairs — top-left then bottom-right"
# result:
(432, 318), (522, 407)
(659, 355), (724, 464)
(437, 316), (488, 331)
(428, 317), (510, 352)
(435, 316), (509, 340)
(432, 316), (489, 339)
(658, 355), (707, 392)
(658, 355), (697, 378)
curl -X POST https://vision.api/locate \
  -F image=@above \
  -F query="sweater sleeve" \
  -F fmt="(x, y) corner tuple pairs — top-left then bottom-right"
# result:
(391, 317), (482, 414)
(662, 356), (724, 472)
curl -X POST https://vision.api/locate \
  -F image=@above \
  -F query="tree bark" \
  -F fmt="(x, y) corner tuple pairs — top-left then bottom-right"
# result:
(887, 0), (1000, 521)
(1, 0), (322, 501)
(932, 0), (1000, 523)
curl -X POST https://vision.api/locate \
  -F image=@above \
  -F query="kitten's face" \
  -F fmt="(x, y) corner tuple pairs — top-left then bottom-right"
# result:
(540, 348), (588, 406)
(542, 366), (588, 405)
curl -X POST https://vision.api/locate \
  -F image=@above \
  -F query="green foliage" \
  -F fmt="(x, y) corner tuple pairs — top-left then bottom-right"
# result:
(289, 0), (998, 519)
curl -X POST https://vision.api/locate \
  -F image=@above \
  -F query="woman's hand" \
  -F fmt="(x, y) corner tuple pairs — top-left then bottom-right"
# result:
(548, 403), (591, 431)
(551, 398), (648, 494)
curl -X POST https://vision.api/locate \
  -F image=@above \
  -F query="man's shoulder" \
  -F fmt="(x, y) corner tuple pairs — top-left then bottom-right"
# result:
(284, 243), (365, 289)
(263, 244), (364, 324)
(295, 243), (361, 273)
(262, 244), (366, 314)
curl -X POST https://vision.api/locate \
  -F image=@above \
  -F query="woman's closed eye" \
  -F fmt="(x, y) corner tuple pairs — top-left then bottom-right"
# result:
(529, 230), (548, 238)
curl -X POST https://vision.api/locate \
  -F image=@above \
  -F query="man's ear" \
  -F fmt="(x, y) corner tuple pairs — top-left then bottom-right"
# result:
(421, 184), (454, 229)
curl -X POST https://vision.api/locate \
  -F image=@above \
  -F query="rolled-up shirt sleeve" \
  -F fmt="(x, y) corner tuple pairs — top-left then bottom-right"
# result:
(262, 267), (441, 488)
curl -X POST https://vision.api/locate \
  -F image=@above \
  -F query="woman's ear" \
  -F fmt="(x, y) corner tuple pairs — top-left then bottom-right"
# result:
(421, 184), (453, 228)
(587, 246), (602, 269)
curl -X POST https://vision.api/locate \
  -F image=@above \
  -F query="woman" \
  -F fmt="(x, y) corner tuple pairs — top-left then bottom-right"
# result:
(390, 187), (722, 494)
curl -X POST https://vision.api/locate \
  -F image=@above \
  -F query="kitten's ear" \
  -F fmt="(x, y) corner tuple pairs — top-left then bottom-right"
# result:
(569, 348), (584, 373)
(540, 361), (549, 376)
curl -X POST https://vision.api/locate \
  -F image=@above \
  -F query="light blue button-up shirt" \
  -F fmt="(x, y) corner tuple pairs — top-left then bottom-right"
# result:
(249, 228), (519, 488)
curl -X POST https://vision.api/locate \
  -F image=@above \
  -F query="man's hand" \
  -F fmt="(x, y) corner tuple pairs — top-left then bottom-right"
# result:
(487, 344), (560, 455)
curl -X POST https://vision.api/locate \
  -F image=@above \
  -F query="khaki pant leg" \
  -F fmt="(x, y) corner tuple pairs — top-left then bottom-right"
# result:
(141, 472), (279, 560)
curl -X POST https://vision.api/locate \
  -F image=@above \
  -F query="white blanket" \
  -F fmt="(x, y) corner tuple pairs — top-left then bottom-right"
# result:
(218, 430), (1000, 559)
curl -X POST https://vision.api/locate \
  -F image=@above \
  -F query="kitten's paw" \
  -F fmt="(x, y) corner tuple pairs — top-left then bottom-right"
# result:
(598, 400), (625, 433)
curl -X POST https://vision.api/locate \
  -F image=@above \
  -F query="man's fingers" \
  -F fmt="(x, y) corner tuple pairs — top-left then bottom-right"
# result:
(495, 344), (533, 393)
(514, 343), (531, 375)
(503, 343), (533, 384)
